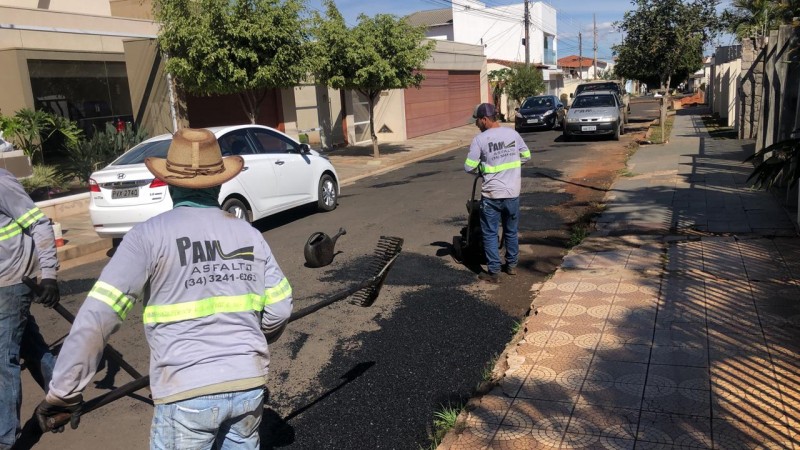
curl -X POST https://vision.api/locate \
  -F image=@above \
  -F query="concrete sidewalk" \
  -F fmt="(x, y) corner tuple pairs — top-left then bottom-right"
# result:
(440, 110), (800, 449)
(45, 123), (479, 264)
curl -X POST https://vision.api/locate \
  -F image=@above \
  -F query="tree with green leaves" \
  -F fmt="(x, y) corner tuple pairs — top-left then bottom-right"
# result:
(311, 0), (435, 158)
(154, 0), (310, 124)
(505, 64), (546, 105)
(721, 0), (795, 40)
(613, 0), (720, 91)
(488, 68), (512, 113)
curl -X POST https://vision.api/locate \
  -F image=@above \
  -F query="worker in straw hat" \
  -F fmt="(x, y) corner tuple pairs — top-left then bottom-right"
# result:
(35, 128), (293, 449)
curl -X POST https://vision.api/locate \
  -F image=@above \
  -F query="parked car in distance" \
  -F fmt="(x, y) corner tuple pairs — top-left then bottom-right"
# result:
(571, 80), (630, 123)
(514, 95), (565, 131)
(563, 90), (624, 141)
(89, 124), (340, 239)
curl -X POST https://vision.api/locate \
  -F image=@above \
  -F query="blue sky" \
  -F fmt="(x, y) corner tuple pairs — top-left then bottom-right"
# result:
(306, 0), (735, 61)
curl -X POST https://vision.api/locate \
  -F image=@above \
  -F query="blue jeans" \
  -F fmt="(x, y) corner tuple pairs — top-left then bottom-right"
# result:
(151, 387), (264, 450)
(479, 197), (520, 274)
(0, 283), (56, 449)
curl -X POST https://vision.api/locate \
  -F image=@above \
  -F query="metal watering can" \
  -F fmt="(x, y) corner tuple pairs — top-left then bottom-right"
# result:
(303, 227), (346, 268)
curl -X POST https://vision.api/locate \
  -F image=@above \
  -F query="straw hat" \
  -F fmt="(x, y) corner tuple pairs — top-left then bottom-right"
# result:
(145, 128), (243, 189)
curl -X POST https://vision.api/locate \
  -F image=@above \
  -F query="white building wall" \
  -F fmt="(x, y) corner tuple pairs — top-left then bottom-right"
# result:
(0, 0), (111, 15)
(450, 0), (556, 66)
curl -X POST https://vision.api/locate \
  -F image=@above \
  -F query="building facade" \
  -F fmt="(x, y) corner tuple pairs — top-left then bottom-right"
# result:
(407, 0), (559, 92)
(2, 1), (488, 151)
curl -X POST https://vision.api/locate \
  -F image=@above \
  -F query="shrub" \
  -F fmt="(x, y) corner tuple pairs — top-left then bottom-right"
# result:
(21, 165), (67, 200)
(65, 123), (148, 183)
(0, 109), (82, 165)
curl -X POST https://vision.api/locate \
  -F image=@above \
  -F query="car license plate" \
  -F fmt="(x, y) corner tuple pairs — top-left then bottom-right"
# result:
(581, 125), (597, 132)
(111, 187), (139, 199)
(527, 119), (539, 124)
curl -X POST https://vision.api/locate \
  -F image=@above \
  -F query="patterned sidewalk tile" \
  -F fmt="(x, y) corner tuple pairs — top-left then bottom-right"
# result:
(711, 417), (798, 449)
(650, 344), (709, 368)
(577, 380), (644, 409)
(591, 343), (652, 364)
(637, 412), (712, 448)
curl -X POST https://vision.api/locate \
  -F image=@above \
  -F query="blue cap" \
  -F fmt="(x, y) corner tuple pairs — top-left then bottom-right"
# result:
(472, 103), (496, 119)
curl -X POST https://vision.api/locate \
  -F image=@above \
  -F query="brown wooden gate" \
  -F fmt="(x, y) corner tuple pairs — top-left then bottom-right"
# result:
(186, 89), (282, 130)
(404, 70), (480, 139)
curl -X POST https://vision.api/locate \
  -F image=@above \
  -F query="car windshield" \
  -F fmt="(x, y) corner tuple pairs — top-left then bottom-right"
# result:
(572, 94), (616, 108)
(111, 139), (171, 165)
(522, 97), (553, 108)
(577, 84), (620, 95)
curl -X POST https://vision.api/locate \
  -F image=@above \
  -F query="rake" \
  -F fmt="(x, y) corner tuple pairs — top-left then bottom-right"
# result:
(36, 235), (404, 432)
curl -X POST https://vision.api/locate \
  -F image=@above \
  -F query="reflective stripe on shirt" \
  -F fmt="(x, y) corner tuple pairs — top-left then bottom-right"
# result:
(0, 222), (22, 241)
(481, 160), (522, 174)
(142, 277), (291, 324)
(0, 207), (44, 241)
(17, 207), (44, 228)
(265, 277), (291, 305)
(520, 150), (531, 159)
(143, 294), (265, 324)
(465, 158), (480, 169)
(90, 281), (135, 320)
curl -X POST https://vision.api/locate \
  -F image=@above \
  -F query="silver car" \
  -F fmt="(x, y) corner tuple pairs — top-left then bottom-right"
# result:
(563, 90), (624, 141)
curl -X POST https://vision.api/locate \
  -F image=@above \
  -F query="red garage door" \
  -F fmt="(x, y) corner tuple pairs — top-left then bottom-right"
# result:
(405, 70), (480, 139)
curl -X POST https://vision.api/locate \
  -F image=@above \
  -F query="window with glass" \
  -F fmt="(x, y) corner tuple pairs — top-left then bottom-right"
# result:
(27, 59), (134, 135)
(249, 129), (298, 154)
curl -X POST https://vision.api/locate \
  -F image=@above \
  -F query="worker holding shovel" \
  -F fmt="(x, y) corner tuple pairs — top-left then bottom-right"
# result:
(0, 168), (60, 450)
(35, 128), (293, 449)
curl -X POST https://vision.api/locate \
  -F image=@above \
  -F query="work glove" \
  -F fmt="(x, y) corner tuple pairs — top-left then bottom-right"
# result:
(37, 278), (60, 308)
(34, 396), (82, 433)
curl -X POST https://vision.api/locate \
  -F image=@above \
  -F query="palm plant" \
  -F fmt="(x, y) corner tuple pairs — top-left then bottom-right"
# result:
(722, 0), (791, 40)
(0, 108), (81, 164)
(745, 136), (800, 189)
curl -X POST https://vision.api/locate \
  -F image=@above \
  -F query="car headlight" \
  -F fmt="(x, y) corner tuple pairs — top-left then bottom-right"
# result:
(599, 116), (615, 122)
(567, 117), (581, 123)
(543, 109), (554, 117)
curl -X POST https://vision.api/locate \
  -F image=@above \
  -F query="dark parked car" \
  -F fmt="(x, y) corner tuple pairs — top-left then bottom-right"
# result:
(514, 95), (565, 132)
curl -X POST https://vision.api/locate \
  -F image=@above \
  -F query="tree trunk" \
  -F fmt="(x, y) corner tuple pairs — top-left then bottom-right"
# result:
(238, 89), (267, 125)
(368, 91), (380, 158)
(661, 74), (672, 143)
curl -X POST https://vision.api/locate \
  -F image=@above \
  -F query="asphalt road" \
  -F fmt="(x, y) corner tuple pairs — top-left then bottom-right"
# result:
(20, 99), (658, 450)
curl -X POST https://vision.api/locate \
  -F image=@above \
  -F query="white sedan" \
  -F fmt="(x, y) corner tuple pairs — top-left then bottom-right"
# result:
(89, 124), (340, 239)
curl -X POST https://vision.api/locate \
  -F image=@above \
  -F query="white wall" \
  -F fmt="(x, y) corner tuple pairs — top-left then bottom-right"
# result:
(451, 0), (556, 66)
(712, 58), (741, 128)
(0, 0), (111, 15)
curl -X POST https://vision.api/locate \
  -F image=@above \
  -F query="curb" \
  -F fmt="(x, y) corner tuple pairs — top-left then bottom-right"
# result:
(338, 140), (470, 187)
(57, 237), (112, 263)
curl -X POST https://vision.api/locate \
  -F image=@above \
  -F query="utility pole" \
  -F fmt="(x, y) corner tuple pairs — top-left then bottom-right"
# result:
(524, 0), (530, 65)
(593, 14), (598, 79)
(578, 32), (582, 79)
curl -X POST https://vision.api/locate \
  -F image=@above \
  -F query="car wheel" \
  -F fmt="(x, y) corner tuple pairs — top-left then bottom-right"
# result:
(613, 122), (621, 141)
(317, 174), (338, 212)
(222, 198), (252, 222)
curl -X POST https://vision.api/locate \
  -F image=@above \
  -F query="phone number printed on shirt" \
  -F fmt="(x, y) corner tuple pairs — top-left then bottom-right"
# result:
(184, 272), (257, 289)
